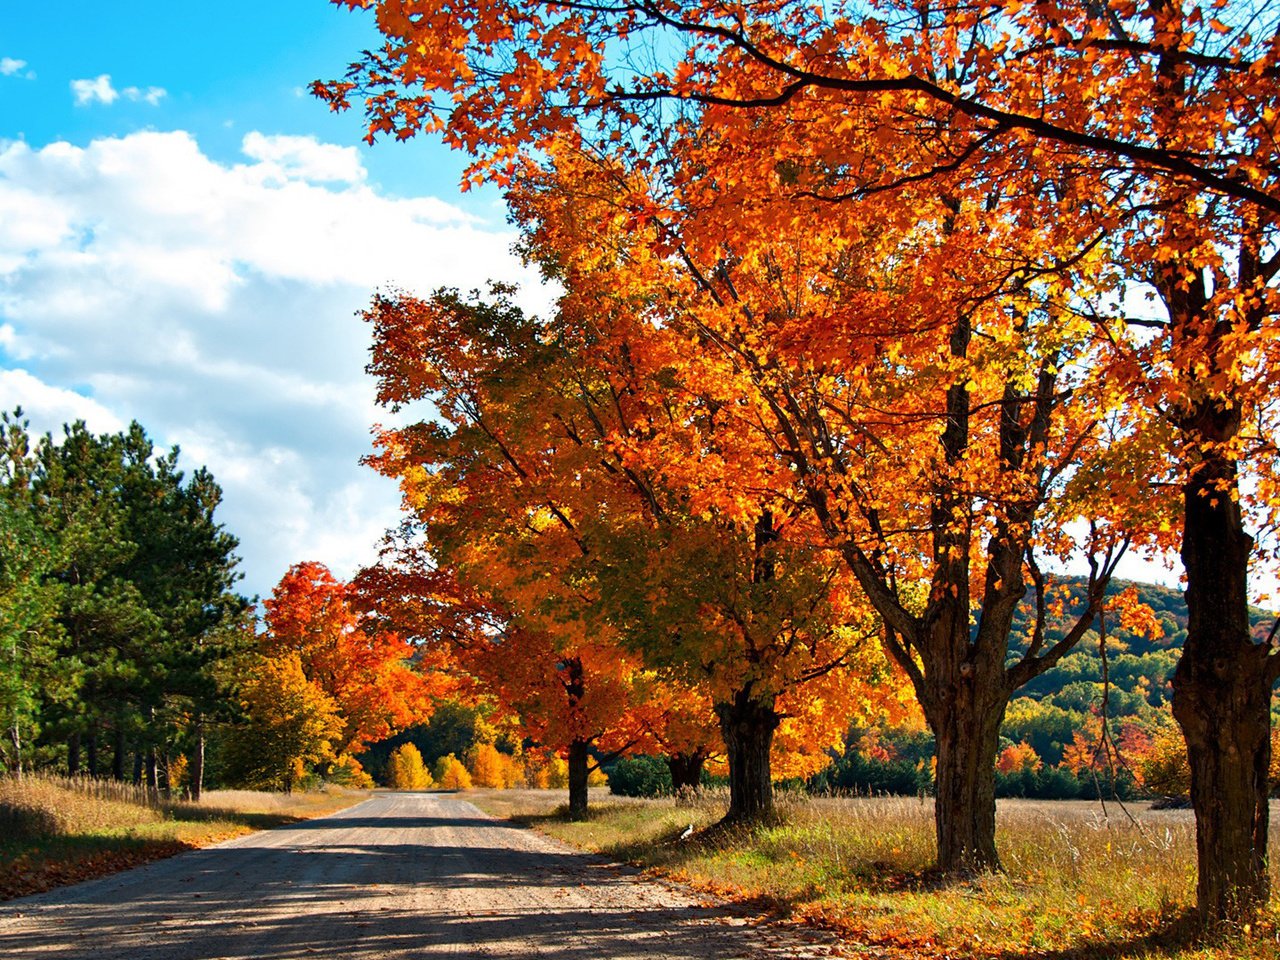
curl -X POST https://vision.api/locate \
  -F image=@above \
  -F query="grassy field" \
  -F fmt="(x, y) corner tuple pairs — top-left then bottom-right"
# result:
(472, 788), (1280, 960)
(0, 775), (366, 900)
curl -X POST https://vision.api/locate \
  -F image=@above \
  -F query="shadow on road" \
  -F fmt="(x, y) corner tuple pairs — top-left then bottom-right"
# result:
(0, 795), (779, 960)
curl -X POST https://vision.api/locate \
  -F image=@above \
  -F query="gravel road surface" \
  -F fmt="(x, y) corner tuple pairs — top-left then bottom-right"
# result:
(0, 793), (844, 959)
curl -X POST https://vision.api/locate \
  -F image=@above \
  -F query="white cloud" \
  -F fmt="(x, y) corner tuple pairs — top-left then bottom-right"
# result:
(71, 74), (118, 106)
(0, 130), (546, 598)
(1, 58), (34, 80)
(241, 132), (365, 184)
(0, 369), (123, 435)
(70, 75), (166, 107)
(123, 85), (167, 106)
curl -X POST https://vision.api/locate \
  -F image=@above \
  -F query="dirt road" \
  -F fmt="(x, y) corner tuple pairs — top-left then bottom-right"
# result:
(0, 793), (843, 959)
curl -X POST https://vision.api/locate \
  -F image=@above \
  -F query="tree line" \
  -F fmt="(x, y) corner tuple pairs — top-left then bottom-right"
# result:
(0, 412), (246, 797)
(0, 415), (442, 797)
(318, 0), (1280, 925)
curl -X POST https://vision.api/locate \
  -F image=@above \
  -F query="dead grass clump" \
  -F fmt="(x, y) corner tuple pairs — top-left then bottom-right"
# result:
(470, 789), (1280, 960)
(0, 777), (161, 839)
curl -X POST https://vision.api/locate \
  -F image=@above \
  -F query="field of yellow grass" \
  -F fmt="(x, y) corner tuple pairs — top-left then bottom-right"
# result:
(0, 775), (365, 900)
(473, 788), (1280, 960)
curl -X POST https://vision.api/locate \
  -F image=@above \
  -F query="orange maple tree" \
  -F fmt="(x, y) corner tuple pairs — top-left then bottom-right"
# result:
(262, 561), (439, 754)
(357, 541), (654, 818)
(361, 286), (914, 822)
(320, 0), (1280, 918)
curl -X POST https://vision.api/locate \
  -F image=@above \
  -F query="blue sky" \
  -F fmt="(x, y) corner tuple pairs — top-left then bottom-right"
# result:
(0, 2), (1204, 604)
(0, 2), (544, 599)
(3, 2), (485, 208)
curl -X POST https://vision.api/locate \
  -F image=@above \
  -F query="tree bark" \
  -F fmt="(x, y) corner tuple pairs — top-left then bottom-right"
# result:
(1173, 440), (1272, 923)
(715, 689), (779, 824)
(928, 682), (1007, 873)
(7, 725), (21, 779)
(567, 738), (590, 821)
(86, 730), (99, 778)
(67, 731), (81, 776)
(112, 723), (126, 781)
(667, 751), (706, 794)
(190, 716), (205, 802)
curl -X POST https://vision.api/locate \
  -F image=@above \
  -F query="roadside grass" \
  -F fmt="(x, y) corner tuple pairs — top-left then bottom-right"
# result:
(0, 775), (366, 900)
(471, 788), (1280, 960)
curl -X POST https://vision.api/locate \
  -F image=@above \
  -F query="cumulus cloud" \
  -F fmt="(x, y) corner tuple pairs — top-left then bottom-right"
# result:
(70, 75), (166, 107)
(0, 130), (546, 597)
(241, 132), (365, 184)
(1, 57), (34, 79)
(71, 74), (118, 106)
(0, 369), (123, 435)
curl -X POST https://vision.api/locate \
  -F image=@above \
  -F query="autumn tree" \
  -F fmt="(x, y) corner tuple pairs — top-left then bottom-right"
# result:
(362, 287), (910, 823)
(504, 145), (1138, 862)
(263, 561), (437, 754)
(433, 752), (473, 790)
(386, 742), (433, 789)
(221, 653), (344, 792)
(358, 546), (646, 819)
(321, 0), (1280, 912)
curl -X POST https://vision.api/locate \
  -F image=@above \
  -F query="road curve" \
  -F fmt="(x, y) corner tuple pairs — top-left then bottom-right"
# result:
(0, 793), (842, 959)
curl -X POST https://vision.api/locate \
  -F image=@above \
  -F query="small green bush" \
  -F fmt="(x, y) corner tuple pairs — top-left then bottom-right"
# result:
(608, 755), (673, 797)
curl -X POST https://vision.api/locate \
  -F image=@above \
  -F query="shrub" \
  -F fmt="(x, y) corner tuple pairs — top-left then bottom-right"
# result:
(330, 754), (375, 789)
(609, 755), (673, 797)
(824, 751), (932, 796)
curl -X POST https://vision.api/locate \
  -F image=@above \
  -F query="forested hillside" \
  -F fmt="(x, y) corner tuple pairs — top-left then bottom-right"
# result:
(817, 579), (1278, 800)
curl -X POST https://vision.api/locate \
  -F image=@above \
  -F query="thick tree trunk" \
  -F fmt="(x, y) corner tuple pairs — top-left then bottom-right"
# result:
(86, 730), (99, 778)
(132, 744), (143, 785)
(566, 739), (590, 821)
(667, 751), (706, 795)
(928, 682), (1007, 874)
(190, 718), (205, 802)
(715, 689), (779, 825)
(1173, 447), (1271, 923)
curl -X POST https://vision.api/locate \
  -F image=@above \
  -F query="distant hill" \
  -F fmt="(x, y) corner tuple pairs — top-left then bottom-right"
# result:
(824, 578), (1278, 798)
(996, 577), (1276, 764)
(1003, 576), (1276, 658)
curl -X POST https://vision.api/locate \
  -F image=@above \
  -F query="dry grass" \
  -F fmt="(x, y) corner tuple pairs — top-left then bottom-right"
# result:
(0, 774), (366, 900)
(470, 787), (1280, 960)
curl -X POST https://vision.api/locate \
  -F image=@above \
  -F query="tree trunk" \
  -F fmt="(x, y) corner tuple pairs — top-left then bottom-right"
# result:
(928, 683), (1007, 874)
(145, 748), (158, 792)
(1173, 444), (1271, 923)
(132, 744), (143, 785)
(190, 717), (205, 802)
(567, 739), (590, 821)
(715, 689), (779, 824)
(112, 723), (126, 781)
(86, 730), (99, 778)
(67, 731), (81, 776)
(7, 725), (21, 779)
(667, 751), (706, 795)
